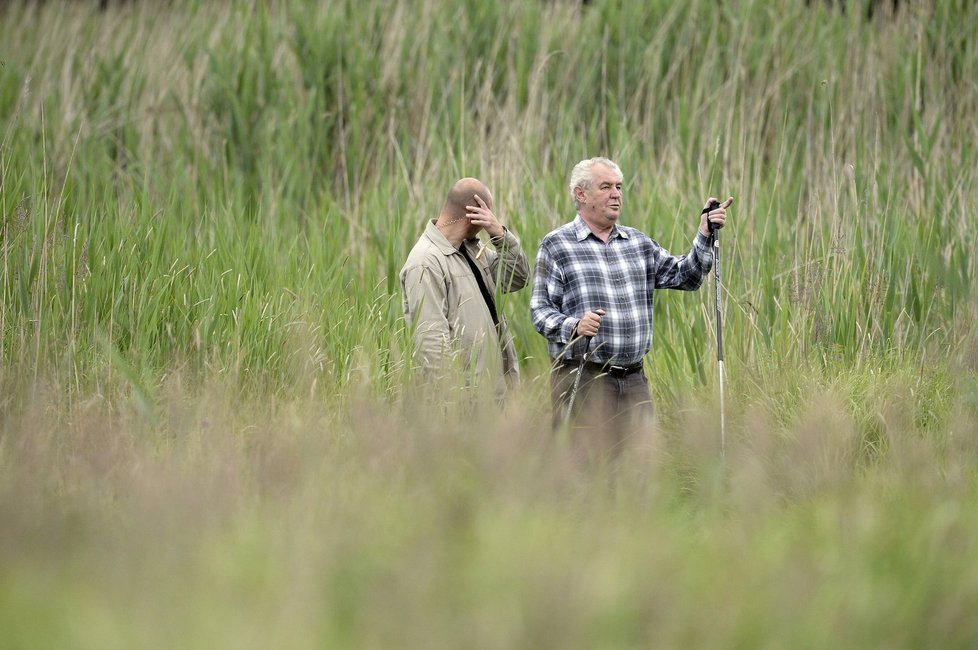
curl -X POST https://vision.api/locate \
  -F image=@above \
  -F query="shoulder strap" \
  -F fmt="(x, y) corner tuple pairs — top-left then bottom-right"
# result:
(460, 246), (499, 327)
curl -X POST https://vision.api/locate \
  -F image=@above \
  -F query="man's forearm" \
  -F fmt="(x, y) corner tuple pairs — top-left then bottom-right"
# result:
(491, 230), (530, 292)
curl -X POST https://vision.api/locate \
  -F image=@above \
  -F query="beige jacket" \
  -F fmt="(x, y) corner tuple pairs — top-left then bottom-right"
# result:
(400, 219), (529, 397)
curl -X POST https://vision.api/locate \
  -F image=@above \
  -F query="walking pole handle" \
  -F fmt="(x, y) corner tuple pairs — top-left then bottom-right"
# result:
(702, 199), (722, 233)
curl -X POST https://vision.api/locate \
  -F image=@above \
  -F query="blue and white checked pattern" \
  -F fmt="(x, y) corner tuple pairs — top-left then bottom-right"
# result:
(531, 215), (714, 366)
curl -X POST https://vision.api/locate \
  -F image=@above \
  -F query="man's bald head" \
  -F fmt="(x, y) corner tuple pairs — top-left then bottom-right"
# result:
(443, 177), (492, 218)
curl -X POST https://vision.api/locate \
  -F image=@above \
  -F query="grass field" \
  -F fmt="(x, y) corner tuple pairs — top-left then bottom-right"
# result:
(2, 0), (978, 647)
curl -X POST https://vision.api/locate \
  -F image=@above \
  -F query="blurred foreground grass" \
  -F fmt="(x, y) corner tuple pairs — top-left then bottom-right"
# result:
(2, 371), (978, 648)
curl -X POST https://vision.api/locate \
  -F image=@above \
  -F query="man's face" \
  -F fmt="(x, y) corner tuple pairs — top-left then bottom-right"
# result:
(576, 164), (622, 229)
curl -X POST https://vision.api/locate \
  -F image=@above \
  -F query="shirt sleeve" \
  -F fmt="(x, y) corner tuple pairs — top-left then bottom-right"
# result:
(400, 263), (452, 370)
(653, 231), (715, 290)
(486, 228), (530, 293)
(530, 241), (578, 344)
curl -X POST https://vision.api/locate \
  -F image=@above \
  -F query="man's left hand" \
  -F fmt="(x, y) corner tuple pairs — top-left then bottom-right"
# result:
(467, 195), (505, 239)
(699, 196), (734, 237)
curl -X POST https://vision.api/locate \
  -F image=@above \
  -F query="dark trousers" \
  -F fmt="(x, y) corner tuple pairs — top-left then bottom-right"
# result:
(550, 362), (654, 464)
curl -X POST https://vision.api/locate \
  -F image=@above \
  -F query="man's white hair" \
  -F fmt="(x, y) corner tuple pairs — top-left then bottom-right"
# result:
(568, 157), (623, 206)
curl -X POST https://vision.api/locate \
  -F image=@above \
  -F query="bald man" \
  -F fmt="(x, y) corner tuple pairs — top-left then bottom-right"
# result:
(400, 178), (529, 400)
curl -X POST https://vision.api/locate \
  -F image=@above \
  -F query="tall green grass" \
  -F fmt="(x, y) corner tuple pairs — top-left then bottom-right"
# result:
(2, 0), (978, 646)
(3, 0), (975, 398)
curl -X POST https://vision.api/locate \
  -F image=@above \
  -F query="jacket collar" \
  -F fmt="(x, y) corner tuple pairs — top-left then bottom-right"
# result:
(423, 219), (479, 256)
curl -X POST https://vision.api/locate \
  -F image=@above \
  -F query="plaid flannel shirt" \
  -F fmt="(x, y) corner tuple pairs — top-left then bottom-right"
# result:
(531, 215), (714, 366)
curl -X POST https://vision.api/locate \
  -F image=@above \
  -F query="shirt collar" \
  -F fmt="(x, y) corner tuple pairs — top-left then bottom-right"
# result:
(573, 214), (629, 241)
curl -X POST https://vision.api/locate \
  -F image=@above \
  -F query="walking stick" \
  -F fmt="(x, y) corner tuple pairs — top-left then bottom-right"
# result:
(563, 336), (592, 427)
(703, 199), (726, 458)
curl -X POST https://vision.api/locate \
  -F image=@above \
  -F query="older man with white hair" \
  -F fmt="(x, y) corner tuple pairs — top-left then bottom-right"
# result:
(531, 157), (732, 458)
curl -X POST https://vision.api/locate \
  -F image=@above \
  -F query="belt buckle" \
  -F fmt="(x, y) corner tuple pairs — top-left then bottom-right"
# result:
(607, 364), (628, 377)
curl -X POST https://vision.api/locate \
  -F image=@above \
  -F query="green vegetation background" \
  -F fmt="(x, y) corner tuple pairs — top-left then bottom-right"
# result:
(2, 0), (977, 647)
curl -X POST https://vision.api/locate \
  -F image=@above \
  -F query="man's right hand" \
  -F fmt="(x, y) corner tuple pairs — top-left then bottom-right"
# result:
(576, 309), (605, 338)
(699, 196), (733, 237)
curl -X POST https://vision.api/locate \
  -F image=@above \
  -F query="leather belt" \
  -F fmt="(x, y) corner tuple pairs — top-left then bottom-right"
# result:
(561, 360), (645, 378)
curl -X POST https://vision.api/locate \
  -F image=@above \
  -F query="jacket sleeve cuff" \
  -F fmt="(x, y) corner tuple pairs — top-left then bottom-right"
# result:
(490, 227), (518, 247)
